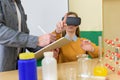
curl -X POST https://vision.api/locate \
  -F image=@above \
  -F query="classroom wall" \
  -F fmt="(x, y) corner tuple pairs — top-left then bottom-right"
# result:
(69, 0), (102, 45)
(103, 0), (120, 39)
(21, 0), (102, 45)
(21, 0), (68, 36)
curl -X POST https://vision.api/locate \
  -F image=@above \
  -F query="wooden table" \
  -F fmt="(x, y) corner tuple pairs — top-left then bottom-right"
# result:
(0, 59), (120, 80)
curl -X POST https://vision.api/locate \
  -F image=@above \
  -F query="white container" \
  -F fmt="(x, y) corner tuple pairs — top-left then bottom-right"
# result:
(42, 52), (57, 80)
(77, 54), (92, 77)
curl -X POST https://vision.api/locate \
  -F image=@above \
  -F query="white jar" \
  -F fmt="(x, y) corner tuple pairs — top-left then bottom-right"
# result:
(42, 52), (57, 80)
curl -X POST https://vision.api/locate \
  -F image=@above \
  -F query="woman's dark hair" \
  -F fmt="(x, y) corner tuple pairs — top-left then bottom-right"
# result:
(62, 12), (80, 37)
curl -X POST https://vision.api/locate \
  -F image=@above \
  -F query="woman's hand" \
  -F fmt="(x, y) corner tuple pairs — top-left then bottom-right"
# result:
(81, 40), (94, 52)
(55, 15), (67, 33)
(52, 48), (60, 59)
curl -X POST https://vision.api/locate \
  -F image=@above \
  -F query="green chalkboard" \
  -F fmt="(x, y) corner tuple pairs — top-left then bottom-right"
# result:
(80, 31), (102, 46)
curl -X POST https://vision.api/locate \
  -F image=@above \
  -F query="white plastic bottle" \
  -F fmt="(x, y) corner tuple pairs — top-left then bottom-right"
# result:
(42, 52), (57, 80)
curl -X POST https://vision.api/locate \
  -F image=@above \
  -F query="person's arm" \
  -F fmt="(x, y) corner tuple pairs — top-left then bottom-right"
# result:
(27, 46), (43, 52)
(0, 3), (56, 49)
(0, 24), (38, 48)
(0, 2), (38, 48)
(52, 30), (62, 40)
(81, 39), (99, 58)
(53, 14), (67, 39)
(87, 42), (99, 58)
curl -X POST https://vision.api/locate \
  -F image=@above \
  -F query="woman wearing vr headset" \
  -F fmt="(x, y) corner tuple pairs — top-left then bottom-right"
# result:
(53, 12), (99, 63)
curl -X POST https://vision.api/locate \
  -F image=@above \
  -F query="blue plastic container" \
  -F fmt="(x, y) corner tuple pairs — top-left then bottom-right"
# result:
(18, 53), (37, 80)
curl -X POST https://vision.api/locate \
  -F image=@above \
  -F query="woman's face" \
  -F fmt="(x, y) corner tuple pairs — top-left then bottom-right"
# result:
(65, 14), (78, 33)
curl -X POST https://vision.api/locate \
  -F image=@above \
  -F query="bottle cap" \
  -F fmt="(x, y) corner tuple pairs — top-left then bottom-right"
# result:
(43, 51), (53, 57)
(19, 53), (35, 60)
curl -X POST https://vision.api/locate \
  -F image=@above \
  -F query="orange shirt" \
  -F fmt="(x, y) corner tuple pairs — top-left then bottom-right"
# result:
(52, 31), (99, 63)
(58, 38), (99, 63)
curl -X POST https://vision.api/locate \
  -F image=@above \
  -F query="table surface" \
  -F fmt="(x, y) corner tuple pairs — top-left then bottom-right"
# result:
(0, 58), (120, 80)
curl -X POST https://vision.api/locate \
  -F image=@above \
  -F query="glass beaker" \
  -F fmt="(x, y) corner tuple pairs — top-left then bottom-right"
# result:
(65, 66), (77, 80)
(77, 54), (92, 78)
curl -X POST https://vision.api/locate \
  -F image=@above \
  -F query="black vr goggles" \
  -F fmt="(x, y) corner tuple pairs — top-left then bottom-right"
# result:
(62, 17), (81, 26)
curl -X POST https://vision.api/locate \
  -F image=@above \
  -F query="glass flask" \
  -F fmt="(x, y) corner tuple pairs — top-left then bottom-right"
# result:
(93, 36), (108, 77)
(93, 58), (108, 76)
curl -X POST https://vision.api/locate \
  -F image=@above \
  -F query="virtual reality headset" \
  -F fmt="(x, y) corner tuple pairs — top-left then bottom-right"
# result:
(62, 17), (81, 26)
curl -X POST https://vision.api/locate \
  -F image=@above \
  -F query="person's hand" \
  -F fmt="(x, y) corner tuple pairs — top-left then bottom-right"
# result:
(37, 33), (56, 47)
(52, 48), (60, 59)
(81, 40), (94, 52)
(55, 14), (67, 33)
(105, 77), (109, 80)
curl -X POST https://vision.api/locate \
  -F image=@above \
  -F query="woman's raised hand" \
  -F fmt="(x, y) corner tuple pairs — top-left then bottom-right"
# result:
(55, 14), (67, 33)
